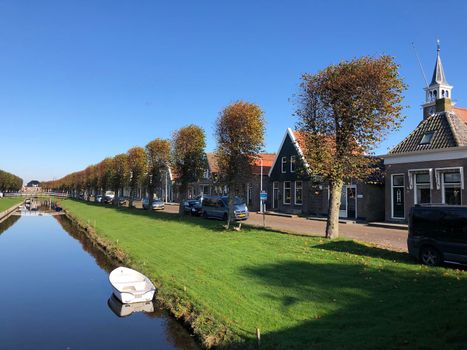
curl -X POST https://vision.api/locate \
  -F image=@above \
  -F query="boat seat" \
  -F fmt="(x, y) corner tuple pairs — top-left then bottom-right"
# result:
(117, 281), (147, 291)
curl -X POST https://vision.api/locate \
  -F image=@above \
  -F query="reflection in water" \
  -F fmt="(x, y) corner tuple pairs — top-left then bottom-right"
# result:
(55, 215), (117, 273)
(0, 215), (20, 235)
(108, 294), (155, 317)
(0, 214), (199, 350)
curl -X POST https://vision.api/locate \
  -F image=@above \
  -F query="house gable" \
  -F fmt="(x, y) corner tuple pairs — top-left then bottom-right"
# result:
(269, 128), (309, 181)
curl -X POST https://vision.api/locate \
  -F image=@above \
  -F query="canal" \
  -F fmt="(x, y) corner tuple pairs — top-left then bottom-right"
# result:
(0, 213), (199, 350)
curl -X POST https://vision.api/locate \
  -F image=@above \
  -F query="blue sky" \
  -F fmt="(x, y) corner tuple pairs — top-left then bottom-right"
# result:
(1, 0), (466, 182)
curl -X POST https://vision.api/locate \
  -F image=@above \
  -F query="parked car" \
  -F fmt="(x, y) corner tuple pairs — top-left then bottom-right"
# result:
(182, 199), (203, 216)
(408, 205), (467, 266)
(142, 198), (150, 210)
(104, 195), (114, 204)
(96, 195), (103, 203)
(151, 199), (165, 210)
(201, 196), (248, 221)
(114, 197), (129, 206)
(142, 198), (165, 210)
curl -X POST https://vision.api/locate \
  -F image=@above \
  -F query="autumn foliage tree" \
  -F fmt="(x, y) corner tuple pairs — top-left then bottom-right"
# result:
(215, 101), (265, 228)
(127, 147), (147, 207)
(171, 125), (206, 212)
(145, 138), (171, 202)
(295, 55), (406, 238)
(97, 158), (113, 196)
(0, 170), (23, 192)
(111, 153), (130, 205)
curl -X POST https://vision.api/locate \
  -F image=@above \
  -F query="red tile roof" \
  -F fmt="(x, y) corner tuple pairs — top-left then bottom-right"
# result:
(453, 107), (467, 124)
(206, 152), (276, 175)
(206, 153), (219, 173)
(252, 153), (276, 175)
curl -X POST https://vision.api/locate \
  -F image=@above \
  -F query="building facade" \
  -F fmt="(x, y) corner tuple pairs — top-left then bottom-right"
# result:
(384, 44), (467, 222)
(268, 128), (384, 221)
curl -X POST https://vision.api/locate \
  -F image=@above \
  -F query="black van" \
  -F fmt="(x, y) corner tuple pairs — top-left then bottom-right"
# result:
(408, 205), (467, 266)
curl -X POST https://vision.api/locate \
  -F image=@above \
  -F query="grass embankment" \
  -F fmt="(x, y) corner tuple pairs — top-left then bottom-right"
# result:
(0, 196), (23, 212)
(61, 199), (467, 349)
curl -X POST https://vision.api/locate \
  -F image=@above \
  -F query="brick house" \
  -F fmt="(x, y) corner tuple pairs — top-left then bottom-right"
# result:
(383, 45), (467, 222)
(183, 152), (275, 211)
(268, 128), (384, 221)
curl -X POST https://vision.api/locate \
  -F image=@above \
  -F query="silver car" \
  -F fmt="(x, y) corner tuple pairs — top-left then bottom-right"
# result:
(151, 199), (165, 210)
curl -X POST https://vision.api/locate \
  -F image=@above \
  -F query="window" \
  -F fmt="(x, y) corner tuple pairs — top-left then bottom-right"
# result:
(290, 156), (296, 172)
(420, 132), (434, 145)
(295, 181), (303, 205)
(283, 181), (291, 204)
(281, 157), (287, 173)
(415, 172), (431, 204)
(443, 171), (462, 205)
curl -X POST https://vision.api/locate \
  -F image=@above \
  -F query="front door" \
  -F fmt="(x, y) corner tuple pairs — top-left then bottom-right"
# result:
(273, 182), (279, 209)
(347, 187), (356, 219)
(339, 185), (357, 219)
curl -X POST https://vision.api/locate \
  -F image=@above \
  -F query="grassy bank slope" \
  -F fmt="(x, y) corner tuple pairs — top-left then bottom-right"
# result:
(0, 197), (23, 212)
(61, 199), (467, 349)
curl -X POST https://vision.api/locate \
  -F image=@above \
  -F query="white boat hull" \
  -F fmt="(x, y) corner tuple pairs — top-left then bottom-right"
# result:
(109, 267), (156, 304)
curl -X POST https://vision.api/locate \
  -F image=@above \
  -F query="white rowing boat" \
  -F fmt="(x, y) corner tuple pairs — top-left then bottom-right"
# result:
(109, 267), (156, 304)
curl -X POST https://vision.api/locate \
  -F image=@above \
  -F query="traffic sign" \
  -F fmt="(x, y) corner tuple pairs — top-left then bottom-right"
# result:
(260, 191), (267, 201)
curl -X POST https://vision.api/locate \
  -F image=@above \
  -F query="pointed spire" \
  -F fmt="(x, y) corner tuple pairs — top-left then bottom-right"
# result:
(430, 39), (449, 86)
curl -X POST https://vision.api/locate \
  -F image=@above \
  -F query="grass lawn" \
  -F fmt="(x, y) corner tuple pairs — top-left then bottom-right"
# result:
(0, 196), (23, 212)
(61, 199), (467, 349)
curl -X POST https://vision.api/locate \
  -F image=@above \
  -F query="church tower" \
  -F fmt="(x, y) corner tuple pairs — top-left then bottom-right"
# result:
(422, 40), (453, 119)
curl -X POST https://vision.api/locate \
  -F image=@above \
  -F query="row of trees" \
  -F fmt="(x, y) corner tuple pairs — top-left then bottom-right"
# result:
(43, 55), (405, 237)
(42, 101), (266, 226)
(0, 170), (23, 192)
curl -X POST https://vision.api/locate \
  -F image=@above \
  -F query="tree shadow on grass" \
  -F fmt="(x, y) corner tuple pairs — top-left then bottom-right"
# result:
(313, 240), (413, 264)
(235, 260), (467, 350)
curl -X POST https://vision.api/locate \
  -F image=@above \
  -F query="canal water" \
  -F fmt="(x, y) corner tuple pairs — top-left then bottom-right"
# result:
(0, 213), (199, 350)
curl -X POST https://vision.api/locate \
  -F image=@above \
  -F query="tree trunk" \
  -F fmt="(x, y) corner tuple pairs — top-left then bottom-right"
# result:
(129, 185), (134, 208)
(114, 187), (119, 207)
(226, 184), (236, 229)
(178, 183), (187, 216)
(326, 179), (344, 239)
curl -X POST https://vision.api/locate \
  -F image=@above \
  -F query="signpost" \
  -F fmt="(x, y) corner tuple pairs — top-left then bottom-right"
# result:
(260, 191), (267, 227)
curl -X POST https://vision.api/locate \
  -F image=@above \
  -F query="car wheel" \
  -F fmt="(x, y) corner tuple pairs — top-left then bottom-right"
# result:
(420, 246), (442, 266)
(223, 213), (228, 221)
(203, 211), (208, 219)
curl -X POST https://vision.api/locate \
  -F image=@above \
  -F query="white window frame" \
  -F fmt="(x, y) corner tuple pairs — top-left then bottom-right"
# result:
(294, 181), (303, 205)
(440, 170), (463, 205)
(283, 181), (291, 205)
(290, 156), (296, 173)
(391, 173), (405, 219)
(281, 157), (287, 173)
(408, 168), (433, 190)
(435, 167), (464, 190)
(413, 171), (432, 205)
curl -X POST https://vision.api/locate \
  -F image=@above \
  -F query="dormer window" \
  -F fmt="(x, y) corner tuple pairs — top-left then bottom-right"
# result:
(420, 132), (434, 145)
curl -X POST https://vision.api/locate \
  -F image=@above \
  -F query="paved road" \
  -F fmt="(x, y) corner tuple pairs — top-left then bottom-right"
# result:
(162, 204), (408, 252)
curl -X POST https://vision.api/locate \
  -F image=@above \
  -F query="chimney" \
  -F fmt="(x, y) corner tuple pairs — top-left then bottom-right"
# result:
(436, 98), (452, 113)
